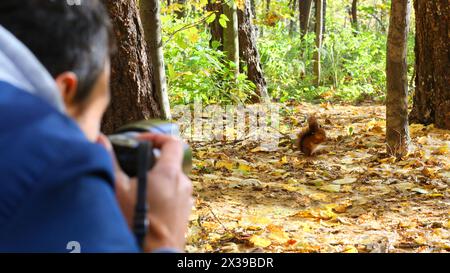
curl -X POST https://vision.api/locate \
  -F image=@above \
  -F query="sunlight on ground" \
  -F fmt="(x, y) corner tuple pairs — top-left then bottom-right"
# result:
(182, 103), (450, 253)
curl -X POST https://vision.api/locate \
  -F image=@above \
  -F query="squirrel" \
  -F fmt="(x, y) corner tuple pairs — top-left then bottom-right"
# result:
(296, 115), (327, 156)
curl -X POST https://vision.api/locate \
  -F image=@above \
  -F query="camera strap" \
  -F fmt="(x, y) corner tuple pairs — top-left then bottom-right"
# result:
(133, 141), (150, 250)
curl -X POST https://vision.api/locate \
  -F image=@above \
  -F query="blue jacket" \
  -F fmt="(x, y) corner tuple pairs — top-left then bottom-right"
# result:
(0, 25), (140, 252)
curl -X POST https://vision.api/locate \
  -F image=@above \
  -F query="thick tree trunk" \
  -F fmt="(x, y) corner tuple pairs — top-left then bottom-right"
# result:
(238, 0), (270, 103)
(140, 0), (172, 120)
(386, 0), (412, 157)
(299, 0), (313, 36)
(313, 0), (323, 86)
(409, 0), (450, 129)
(223, 1), (240, 78)
(101, 0), (161, 133)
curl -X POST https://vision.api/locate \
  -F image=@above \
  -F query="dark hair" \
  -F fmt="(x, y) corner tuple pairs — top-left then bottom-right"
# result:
(0, 0), (114, 103)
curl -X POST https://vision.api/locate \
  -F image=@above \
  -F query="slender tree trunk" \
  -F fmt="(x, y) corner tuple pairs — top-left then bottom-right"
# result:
(250, 0), (259, 36)
(260, 0), (271, 37)
(101, 0), (161, 133)
(299, 0), (313, 36)
(313, 0), (323, 86)
(289, 0), (298, 36)
(207, 0), (224, 50)
(223, 1), (240, 78)
(140, 0), (172, 120)
(351, 0), (358, 30)
(409, 0), (450, 129)
(238, 0), (270, 103)
(386, 0), (412, 157)
(322, 0), (326, 37)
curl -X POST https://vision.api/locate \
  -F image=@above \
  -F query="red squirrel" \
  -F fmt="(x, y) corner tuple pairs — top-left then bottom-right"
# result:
(296, 115), (327, 156)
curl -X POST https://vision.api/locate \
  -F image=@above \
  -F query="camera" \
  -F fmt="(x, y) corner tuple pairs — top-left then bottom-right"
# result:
(108, 120), (192, 177)
(108, 120), (192, 248)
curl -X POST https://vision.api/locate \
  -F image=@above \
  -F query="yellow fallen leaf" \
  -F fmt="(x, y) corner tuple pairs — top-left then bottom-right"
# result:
(280, 156), (289, 165)
(332, 177), (357, 185)
(215, 160), (234, 170)
(238, 163), (252, 172)
(320, 184), (341, 193)
(433, 145), (449, 155)
(332, 200), (353, 213)
(309, 193), (329, 202)
(251, 146), (270, 153)
(342, 245), (358, 253)
(414, 236), (427, 245)
(421, 167), (437, 178)
(266, 225), (289, 244)
(249, 235), (272, 248)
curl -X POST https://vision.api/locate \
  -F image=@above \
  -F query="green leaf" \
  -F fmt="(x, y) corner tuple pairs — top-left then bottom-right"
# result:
(219, 14), (229, 28)
(206, 13), (216, 24)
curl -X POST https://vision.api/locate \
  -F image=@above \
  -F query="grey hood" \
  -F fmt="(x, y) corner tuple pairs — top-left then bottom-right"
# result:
(0, 25), (65, 113)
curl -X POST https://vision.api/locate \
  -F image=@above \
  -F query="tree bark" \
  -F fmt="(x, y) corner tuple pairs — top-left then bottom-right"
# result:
(238, 0), (270, 103)
(322, 0), (327, 37)
(409, 0), (450, 129)
(140, 0), (172, 120)
(313, 0), (323, 86)
(299, 0), (313, 36)
(386, 0), (412, 157)
(223, 1), (240, 78)
(207, 0), (224, 50)
(101, 0), (161, 133)
(351, 0), (358, 30)
(289, 0), (298, 36)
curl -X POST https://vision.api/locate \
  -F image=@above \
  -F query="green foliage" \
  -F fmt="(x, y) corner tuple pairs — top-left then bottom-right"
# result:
(259, 21), (415, 103)
(161, 0), (415, 106)
(163, 17), (255, 105)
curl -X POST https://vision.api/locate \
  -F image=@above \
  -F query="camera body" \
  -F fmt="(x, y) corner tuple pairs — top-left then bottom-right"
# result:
(108, 120), (192, 177)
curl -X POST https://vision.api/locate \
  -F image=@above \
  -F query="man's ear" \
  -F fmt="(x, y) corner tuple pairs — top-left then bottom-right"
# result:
(55, 72), (78, 106)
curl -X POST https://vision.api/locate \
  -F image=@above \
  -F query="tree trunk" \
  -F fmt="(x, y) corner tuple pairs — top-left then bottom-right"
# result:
(238, 0), (270, 103)
(249, 0), (259, 36)
(386, 0), (412, 157)
(289, 0), (298, 36)
(409, 0), (450, 129)
(207, 0), (224, 50)
(351, 0), (358, 30)
(322, 0), (327, 37)
(223, 1), (240, 78)
(101, 0), (161, 133)
(313, 0), (323, 86)
(140, 0), (172, 120)
(299, 0), (313, 36)
(260, 0), (271, 37)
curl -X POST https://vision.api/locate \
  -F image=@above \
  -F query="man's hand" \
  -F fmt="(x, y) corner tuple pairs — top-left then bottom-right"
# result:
(97, 133), (193, 252)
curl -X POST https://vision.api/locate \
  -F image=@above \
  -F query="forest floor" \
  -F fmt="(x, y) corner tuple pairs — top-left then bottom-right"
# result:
(184, 102), (450, 253)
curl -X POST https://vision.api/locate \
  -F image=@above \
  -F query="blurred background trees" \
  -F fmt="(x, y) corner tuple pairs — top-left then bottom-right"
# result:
(103, 0), (449, 131)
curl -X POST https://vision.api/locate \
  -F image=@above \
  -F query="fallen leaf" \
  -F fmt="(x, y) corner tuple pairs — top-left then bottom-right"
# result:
(249, 235), (272, 248)
(320, 184), (341, 192)
(332, 177), (357, 185)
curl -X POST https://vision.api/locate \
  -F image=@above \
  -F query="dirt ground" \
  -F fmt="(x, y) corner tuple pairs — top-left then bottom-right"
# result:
(182, 103), (450, 253)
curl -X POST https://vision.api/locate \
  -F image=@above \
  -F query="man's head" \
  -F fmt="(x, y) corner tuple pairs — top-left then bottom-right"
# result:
(0, 0), (114, 141)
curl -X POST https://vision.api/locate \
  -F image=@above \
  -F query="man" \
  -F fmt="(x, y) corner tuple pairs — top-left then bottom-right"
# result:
(0, 0), (193, 252)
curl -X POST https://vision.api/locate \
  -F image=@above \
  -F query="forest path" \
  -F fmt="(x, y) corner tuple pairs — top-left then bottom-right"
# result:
(185, 103), (450, 253)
